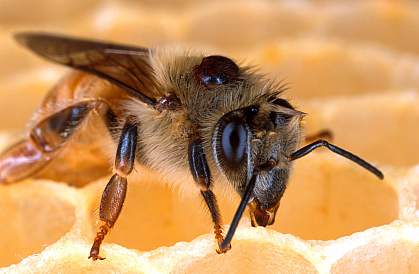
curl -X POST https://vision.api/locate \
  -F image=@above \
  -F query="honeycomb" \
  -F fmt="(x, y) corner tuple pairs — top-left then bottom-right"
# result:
(0, 0), (418, 273)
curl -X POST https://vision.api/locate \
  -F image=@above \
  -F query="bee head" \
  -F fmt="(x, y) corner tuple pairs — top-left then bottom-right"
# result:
(212, 99), (303, 227)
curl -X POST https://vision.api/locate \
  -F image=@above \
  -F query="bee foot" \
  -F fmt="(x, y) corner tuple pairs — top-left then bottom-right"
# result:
(88, 253), (106, 261)
(89, 224), (109, 261)
(216, 242), (232, 254)
(214, 225), (231, 254)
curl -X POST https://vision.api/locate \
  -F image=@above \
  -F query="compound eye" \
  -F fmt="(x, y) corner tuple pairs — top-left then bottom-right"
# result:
(194, 55), (240, 88)
(221, 120), (247, 166)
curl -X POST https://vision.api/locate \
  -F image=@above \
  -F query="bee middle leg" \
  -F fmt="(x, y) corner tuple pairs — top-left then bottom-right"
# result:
(89, 116), (138, 261)
(189, 138), (230, 254)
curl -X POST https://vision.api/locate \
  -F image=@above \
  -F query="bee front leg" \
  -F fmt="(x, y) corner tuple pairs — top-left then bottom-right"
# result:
(188, 138), (230, 254)
(201, 190), (230, 254)
(89, 117), (137, 261)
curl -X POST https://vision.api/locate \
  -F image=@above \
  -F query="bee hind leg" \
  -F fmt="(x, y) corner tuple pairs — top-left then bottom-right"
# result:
(89, 116), (137, 261)
(0, 99), (105, 184)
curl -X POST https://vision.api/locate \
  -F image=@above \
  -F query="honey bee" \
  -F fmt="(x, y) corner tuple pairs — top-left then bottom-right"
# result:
(0, 32), (384, 260)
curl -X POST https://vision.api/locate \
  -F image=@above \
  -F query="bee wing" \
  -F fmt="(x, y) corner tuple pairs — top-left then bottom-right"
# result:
(15, 32), (158, 106)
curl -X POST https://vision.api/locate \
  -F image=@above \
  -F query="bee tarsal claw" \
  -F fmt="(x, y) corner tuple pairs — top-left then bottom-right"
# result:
(216, 242), (232, 254)
(88, 249), (103, 261)
(215, 233), (232, 254)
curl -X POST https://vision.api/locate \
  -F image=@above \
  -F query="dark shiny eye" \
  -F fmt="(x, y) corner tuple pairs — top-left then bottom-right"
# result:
(221, 120), (247, 166)
(245, 105), (259, 116)
(194, 55), (240, 88)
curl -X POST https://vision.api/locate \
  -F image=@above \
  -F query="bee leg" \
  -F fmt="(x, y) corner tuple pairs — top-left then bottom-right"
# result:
(89, 117), (137, 261)
(188, 138), (229, 254)
(201, 190), (229, 253)
(0, 100), (104, 184)
(304, 129), (333, 143)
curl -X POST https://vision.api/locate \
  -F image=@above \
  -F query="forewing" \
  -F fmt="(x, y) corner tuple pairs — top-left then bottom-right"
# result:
(15, 32), (158, 106)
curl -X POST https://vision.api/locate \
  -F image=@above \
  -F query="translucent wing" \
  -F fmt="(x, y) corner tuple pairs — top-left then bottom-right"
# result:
(15, 32), (158, 106)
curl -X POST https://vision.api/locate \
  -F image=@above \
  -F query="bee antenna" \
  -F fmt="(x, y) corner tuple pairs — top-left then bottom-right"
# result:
(290, 140), (384, 180)
(220, 172), (257, 251)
